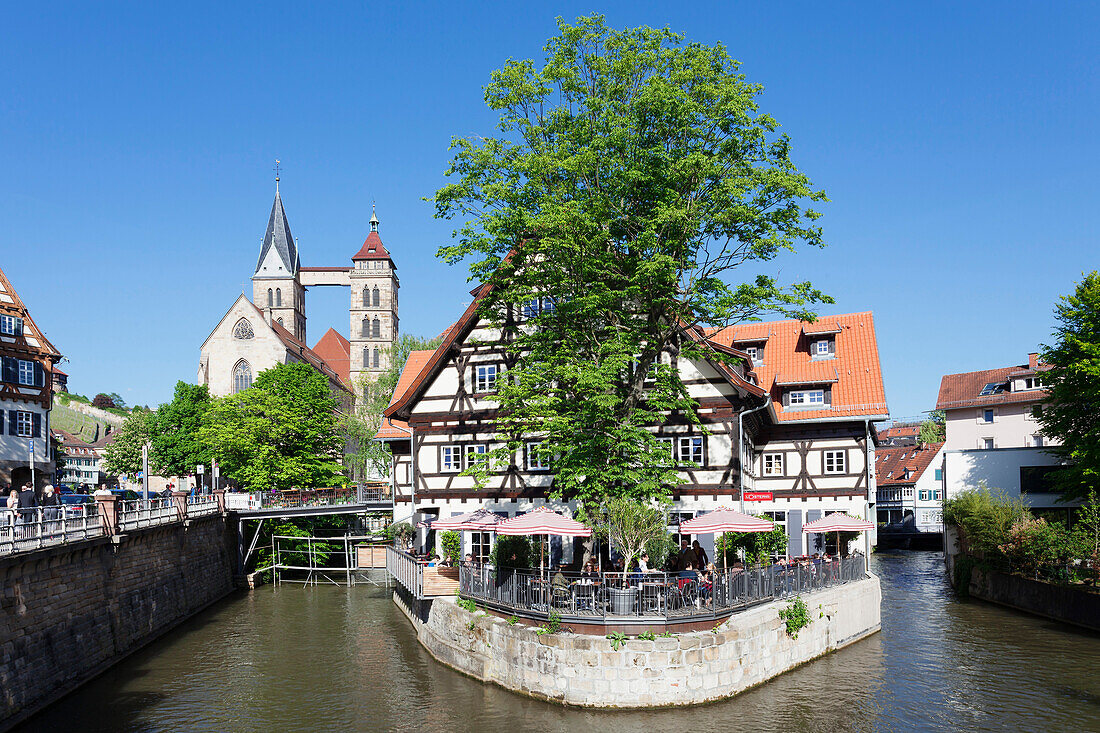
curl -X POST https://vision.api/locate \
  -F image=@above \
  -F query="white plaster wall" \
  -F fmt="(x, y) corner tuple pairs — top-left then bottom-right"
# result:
(944, 401), (1056, 451)
(943, 447), (1075, 509)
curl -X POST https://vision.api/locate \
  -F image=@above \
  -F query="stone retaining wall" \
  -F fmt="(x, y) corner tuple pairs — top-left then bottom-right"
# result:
(0, 515), (235, 729)
(396, 575), (881, 708)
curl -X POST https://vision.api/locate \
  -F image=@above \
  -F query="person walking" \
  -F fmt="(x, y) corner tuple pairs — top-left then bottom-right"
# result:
(17, 482), (37, 540)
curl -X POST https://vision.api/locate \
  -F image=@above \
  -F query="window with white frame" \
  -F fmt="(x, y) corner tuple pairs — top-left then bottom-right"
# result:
(903, 488), (913, 498)
(983, 408), (994, 423)
(823, 450), (846, 473)
(983, 438), (994, 449)
(0, 315), (21, 335)
(441, 445), (461, 472)
(474, 364), (498, 393)
(763, 453), (784, 476)
(15, 411), (33, 437)
(933, 489), (941, 500)
(526, 442), (550, 471)
(745, 346), (760, 363)
(789, 389), (825, 406)
(1022, 376), (1043, 390)
(465, 444), (488, 469)
(17, 359), (34, 385)
(814, 340), (830, 356)
(1031, 434), (1044, 447)
(919, 490), (930, 501)
(471, 531), (491, 560)
(677, 436), (704, 465)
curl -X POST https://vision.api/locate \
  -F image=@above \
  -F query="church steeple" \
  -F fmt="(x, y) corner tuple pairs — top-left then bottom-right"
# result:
(254, 190), (299, 276)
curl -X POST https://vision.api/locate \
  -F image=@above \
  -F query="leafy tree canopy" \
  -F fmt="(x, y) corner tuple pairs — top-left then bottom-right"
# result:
(918, 410), (946, 444)
(92, 393), (116, 409)
(152, 381), (212, 477)
(1038, 271), (1100, 500)
(199, 362), (344, 491)
(432, 15), (831, 516)
(101, 410), (156, 477)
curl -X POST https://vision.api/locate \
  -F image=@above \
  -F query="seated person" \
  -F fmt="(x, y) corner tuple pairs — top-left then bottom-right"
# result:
(580, 562), (598, 582)
(678, 562), (696, 590)
(552, 564), (569, 591)
(637, 552), (652, 574)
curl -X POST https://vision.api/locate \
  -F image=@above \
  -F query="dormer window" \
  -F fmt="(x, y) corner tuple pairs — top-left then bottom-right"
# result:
(812, 338), (835, 358)
(1022, 376), (1043, 390)
(745, 346), (761, 364)
(788, 389), (825, 407)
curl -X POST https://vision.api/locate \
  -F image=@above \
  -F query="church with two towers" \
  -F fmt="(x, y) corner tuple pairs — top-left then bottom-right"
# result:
(198, 182), (399, 401)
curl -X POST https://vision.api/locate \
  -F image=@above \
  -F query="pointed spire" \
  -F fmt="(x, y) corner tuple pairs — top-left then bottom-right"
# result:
(254, 186), (299, 276)
(370, 203), (379, 232)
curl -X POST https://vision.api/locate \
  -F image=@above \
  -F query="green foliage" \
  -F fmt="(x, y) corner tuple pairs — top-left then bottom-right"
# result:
(606, 632), (628, 650)
(387, 521), (415, 544)
(51, 434), (66, 474)
(102, 411), (155, 476)
(779, 597), (811, 638)
(92, 393), (115, 409)
(1038, 271), (1100, 500)
(441, 530), (462, 565)
(944, 487), (1030, 558)
(507, 615), (519, 625)
(918, 410), (946, 444)
(594, 497), (667, 572)
(717, 520), (787, 565)
(433, 15), (831, 513)
(455, 591), (478, 613)
(199, 362), (344, 491)
(489, 534), (533, 570)
(535, 610), (562, 637)
(657, 631), (673, 639)
(253, 515), (352, 571)
(645, 531), (677, 571)
(152, 382), (212, 477)
(636, 631), (656, 641)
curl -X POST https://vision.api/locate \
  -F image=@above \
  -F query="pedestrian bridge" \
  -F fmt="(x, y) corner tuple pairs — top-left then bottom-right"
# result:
(226, 486), (393, 519)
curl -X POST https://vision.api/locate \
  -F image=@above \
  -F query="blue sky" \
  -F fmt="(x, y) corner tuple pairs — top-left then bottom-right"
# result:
(2, 2), (1096, 419)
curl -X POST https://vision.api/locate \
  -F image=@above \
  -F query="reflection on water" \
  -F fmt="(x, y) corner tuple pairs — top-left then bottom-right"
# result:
(18, 553), (1100, 732)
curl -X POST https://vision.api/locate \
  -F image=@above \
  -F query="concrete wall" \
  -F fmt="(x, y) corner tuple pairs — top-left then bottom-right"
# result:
(945, 400), (1052, 450)
(943, 447), (1074, 510)
(0, 515), (235, 728)
(967, 566), (1100, 632)
(395, 576), (881, 708)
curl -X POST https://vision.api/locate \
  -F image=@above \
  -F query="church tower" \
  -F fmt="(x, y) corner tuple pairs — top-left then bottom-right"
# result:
(348, 206), (399, 390)
(251, 184), (307, 342)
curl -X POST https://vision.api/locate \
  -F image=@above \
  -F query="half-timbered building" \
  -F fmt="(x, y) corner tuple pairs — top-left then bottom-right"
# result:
(379, 289), (887, 561)
(0, 266), (61, 490)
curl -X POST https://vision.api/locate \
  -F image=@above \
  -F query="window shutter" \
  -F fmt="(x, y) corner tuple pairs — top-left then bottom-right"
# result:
(14, 319), (23, 337)
(33, 412), (41, 438)
(782, 391), (790, 407)
(0, 410), (4, 435)
(1, 357), (15, 384)
(828, 338), (836, 355)
(8, 410), (17, 435)
(824, 388), (832, 406)
(34, 361), (44, 387)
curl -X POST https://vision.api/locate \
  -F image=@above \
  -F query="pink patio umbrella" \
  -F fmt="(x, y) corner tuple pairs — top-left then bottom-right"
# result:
(431, 508), (503, 562)
(680, 508), (775, 569)
(496, 506), (592, 574)
(801, 512), (874, 559)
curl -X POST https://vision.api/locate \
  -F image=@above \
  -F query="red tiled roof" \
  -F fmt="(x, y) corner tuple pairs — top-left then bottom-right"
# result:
(876, 442), (943, 486)
(375, 350), (435, 439)
(708, 312), (888, 422)
(271, 320), (352, 393)
(935, 363), (1047, 411)
(53, 366), (68, 376)
(312, 328), (351, 387)
(878, 425), (920, 440)
(351, 232), (394, 264)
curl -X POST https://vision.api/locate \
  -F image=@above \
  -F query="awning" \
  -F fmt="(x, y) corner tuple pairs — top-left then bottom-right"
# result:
(801, 513), (874, 533)
(496, 506), (592, 537)
(432, 507), (504, 531)
(679, 508), (775, 534)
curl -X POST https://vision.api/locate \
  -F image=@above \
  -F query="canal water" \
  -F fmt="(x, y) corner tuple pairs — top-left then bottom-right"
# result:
(18, 552), (1100, 732)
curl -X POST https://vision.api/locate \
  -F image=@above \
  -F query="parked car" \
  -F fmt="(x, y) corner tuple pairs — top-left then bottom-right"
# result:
(108, 489), (141, 501)
(59, 494), (94, 519)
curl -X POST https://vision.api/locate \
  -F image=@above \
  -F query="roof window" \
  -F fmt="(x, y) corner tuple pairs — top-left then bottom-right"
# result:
(979, 382), (1007, 396)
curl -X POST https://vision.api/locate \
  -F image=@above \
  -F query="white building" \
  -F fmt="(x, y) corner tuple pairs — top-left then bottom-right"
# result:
(937, 352), (1073, 514)
(875, 442), (944, 533)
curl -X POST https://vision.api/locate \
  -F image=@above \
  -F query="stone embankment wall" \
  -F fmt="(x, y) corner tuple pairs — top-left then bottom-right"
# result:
(396, 576), (881, 708)
(0, 515), (235, 729)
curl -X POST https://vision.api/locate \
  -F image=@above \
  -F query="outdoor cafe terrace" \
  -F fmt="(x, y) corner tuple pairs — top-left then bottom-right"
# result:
(388, 547), (869, 633)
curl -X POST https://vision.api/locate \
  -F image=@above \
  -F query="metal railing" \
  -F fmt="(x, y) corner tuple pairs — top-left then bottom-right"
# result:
(118, 498), (179, 531)
(186, 494), (220, 517)
(458, 555), (868, 623)
(0, 506), (104, 555)
(387, 546), (423, 598)
(226, 486), (391, 512)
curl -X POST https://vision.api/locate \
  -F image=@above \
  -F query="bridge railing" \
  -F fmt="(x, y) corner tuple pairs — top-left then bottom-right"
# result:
(186, 494), (220, 517)
(0, 506), (104, 555)
(226, 486), (391, 512)
(387, 546), (423, 598)
(118, 498), (179, 531)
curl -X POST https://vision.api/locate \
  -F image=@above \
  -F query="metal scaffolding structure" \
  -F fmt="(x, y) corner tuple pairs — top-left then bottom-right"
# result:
(270, 534), (389, 587)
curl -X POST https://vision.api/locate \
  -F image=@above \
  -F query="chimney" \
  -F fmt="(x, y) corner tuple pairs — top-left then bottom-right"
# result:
(1028, 352), (1039, 369)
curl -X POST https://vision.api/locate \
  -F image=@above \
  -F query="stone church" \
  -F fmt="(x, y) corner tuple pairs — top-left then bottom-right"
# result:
(198, 183), (399, 400)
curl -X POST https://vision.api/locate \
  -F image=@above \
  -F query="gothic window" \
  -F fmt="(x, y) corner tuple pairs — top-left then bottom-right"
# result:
(373, 348), (380, 368)
(232, 319), (254, 340)
(233, 360), (253, 393)
(361, 318), (369, 337)
(363, 347), (369, 365)
(276, 288), (282, 307)
(372, 287), (380, 307)
(267, 289), (273, 307)
(372, 318), (381, 338)
(362, 286), (370, 306)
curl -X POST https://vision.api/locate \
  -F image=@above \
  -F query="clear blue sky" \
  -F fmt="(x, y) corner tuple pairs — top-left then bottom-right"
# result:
(2, 2), (1096, 419)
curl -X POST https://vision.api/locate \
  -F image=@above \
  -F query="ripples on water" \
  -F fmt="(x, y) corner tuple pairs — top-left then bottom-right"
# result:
(18, 552), (1100, 733)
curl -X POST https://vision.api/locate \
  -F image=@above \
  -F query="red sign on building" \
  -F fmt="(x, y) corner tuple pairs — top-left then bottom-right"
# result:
(743, 491), (773, 502)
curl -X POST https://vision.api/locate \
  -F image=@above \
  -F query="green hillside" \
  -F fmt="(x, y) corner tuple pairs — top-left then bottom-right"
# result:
(51, 402), (114, 443)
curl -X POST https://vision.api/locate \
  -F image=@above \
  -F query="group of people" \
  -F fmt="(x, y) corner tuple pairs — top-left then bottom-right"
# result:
(3, 483), (62, 537)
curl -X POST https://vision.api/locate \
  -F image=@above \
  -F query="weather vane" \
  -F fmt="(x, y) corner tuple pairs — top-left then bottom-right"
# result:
(274, 159), (281, 191)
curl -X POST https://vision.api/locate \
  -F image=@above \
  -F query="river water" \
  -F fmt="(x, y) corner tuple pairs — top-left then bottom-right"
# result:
(17, 552), (1100, 732)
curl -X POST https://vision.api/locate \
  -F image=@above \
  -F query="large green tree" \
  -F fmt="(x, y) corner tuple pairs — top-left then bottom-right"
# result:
(1038, 270), (1100, 500)
(432, 16), (830, 516)
(200, 362), (344, 491)
(152, 381), (212, 477)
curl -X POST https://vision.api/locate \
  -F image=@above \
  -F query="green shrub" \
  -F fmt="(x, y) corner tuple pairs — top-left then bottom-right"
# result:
(636, 631), (656, 641)
(779, 597), (811, 638)
(717, 521), (788, 565)
(440, 530), (461, 565)
(607, 632), (627, 650)
(489, 535), (532, 571)
(944, 487), (1029, 558)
